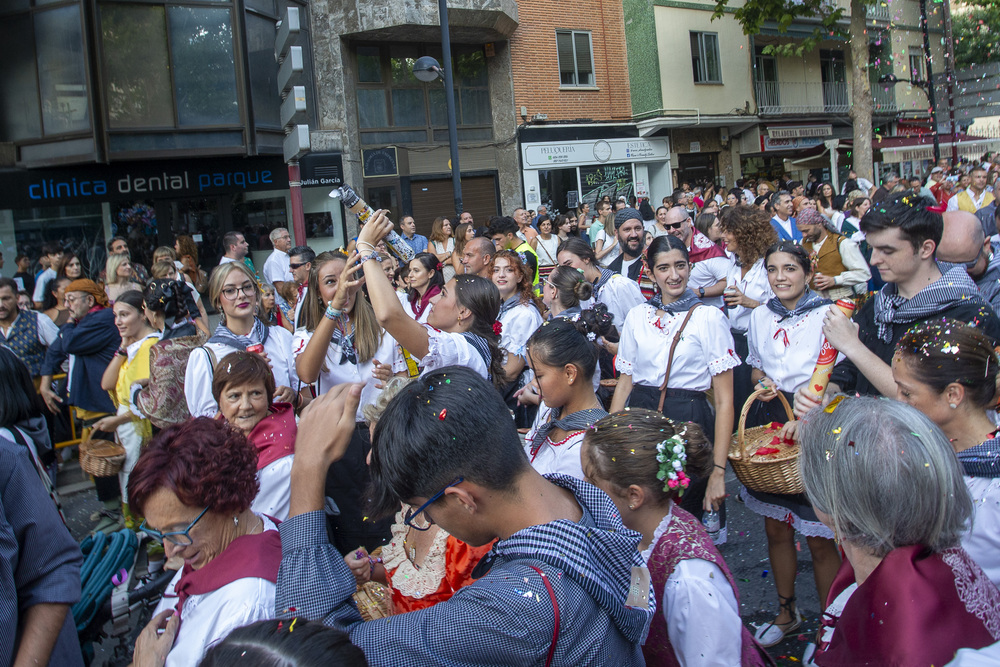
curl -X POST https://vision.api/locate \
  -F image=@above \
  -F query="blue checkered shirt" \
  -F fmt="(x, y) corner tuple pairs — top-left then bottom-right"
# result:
(276, 475), (653, 666)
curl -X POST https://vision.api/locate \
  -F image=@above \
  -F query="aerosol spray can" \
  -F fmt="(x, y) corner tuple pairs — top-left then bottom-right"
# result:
(330, 184), (415, 263)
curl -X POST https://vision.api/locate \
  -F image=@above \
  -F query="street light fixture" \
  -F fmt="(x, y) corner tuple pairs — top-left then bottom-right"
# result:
(411, 4), (463, 218)
(878, 73), (941, 162)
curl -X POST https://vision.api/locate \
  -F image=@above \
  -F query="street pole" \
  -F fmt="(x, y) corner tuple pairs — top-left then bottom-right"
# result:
(918, 0), (941, 162)
(288, 161), (306, 245)
(438, 0), (463, 217)
(942, 0), (959, 165)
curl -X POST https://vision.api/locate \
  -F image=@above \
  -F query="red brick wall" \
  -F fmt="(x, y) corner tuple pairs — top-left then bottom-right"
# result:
(509, 0), (632, 122)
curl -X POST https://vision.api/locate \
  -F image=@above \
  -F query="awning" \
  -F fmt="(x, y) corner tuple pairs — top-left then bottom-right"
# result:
(877, 134), (1000, 163)
(783, 139), (853, 171)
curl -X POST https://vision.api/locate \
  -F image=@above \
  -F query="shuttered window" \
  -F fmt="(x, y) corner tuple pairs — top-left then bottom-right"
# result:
(556, 30), (595, 87)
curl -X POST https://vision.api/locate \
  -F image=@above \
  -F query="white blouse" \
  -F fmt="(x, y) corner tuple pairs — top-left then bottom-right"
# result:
(154, 516), (278, 667)
(184, 327), (300, 418)
(616, 304), (740, 390)
(586, 272), (646, 329)
(254, 456), (293, 521)
(523, 403), (586, 480)
(746, 304), (842, 393)
(419, 326), (489, 380)
(534, 235), (560, 266)
(725, 258), (773, 333)
(963, 476), (1000, 588)
(640, 508), (743, 667)
(291, 327), (404, 422)
(403, 293), (434, 324)
(499, 302), (543, 362)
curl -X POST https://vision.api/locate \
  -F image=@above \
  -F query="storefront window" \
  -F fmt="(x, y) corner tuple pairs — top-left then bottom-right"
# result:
(101, 4), (174, 128)
(12, 204), (106, 280)
(580, 163), (634, 210)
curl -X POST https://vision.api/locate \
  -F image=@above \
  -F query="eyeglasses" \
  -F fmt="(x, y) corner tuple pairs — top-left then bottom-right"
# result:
(403, 476), (463, 531)
(140, 506), (209, 546)
(221, 282), (256, 300)
(289, 261), (309, 270)
(663, 222), (685, 230)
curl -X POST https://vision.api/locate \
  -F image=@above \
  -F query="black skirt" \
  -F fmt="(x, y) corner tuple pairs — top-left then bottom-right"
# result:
(731, 330), (754, 417)
(629, 384), (726, 538)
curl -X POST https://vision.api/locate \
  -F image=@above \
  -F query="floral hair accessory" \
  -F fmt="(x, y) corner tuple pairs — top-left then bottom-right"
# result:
(492, 320), (503, 336)
(587, 332), (597, 342)
(655, 434), (690, 496)
(435, 262), (444, 271)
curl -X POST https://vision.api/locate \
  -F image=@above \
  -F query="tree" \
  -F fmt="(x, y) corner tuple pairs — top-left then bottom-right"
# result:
(953, 0), (1000, 68)
(711, 0), (875, 183)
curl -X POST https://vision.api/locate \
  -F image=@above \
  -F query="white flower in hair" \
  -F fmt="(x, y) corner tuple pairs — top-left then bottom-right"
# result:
(587, 332), (596, 341)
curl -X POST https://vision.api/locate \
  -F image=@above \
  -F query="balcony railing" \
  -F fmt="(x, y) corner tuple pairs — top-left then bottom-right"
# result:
(866, 2), (891, 21)
(872, 87), (898, 113)
(754, 81), (850, 114)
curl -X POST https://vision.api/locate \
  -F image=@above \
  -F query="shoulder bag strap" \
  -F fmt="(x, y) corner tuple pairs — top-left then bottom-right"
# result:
(657, 304), (701, 413)
(528, 565), (559, 667)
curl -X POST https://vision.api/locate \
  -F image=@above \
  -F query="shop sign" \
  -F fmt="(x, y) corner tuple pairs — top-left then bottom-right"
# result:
(522, 138), (669, 168)
(360, 148), (397, 178)
(300, 152), (345, 187)
(2, 156), (290, 208)
(760, 136), (824, 152)
(767, 125), (832, 139)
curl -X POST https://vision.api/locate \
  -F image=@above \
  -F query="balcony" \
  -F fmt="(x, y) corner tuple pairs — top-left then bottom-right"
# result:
(754, 81), (851, 115)
(866, 2), (891, 21)
(873, 87), (898, 114)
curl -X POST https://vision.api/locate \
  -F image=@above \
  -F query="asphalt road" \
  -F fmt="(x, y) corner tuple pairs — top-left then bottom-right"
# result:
(60, 460), (822, 666)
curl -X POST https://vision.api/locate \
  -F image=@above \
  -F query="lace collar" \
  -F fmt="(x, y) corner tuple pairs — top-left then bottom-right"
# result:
(639, 501), (675, 564)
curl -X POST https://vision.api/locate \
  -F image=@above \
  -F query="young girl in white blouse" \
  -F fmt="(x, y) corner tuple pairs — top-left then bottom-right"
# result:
(493, 250), (545, 427)
(403, 252), (444, 324)
(743, 240), (842, 648)
(555, 236), (645, 331)
(582, 411), (772, 667)
(355, 211), (506, 389)
(523, 315), (608, 479)
(610, 234), (740, 539)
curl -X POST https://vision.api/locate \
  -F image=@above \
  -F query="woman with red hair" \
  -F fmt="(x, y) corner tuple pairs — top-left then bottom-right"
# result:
(129, 418), (281, 667)
(492, 250), (544, 426)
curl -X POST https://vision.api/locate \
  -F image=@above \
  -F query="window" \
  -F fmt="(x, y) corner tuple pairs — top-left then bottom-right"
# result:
(690, 32), (722, 84)
(909, 48), (925, 83)
(556, 30), (594, 87)
(353, 43), (492, 145)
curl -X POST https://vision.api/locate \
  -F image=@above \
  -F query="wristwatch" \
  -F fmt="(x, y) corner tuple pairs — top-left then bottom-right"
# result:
(698, 286), (705, 298)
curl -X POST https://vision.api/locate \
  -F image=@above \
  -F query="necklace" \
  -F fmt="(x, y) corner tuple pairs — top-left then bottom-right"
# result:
(402, 533), (421, 570)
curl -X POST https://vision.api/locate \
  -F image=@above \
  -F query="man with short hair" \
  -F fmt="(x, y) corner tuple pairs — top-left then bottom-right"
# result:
(460, 237), (495, 278)
(220, 231), (250, 265)
(262, 227), (294, 289)
(513, 208), (537, 244)
(787, 180), (805, 197)
(794, 194), (1000, 415)
(769, 191), (801, 242)
(32, 243), (63, 308)
(938, 210), (1000, 311)
(947, 167), (994, 213)
(796, 209), (871, 301)
(459, 211), (474, 227)
(606, 208), (646, 282)
(0, 277), (59, 377)
(40, 279), (123, 532)
(530, 205), (548, 230)
(107, 236), (149, 283)
(488, 216), (539, 288)
(841, 169), (874, 195)
(13, 253), (34, 295)
(589, 200), (612, 245)
(662, 207), (730, 306)
(871, 172), (899, 205)
(274, 368), (653, 664)
(289, 245), (315, 328)
(398, 215), (429, 255)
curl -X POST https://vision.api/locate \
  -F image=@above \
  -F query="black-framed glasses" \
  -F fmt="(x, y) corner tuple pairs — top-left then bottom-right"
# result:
(403, 477), (463, 531)
(140, 506), (209, 545)
(289, 261), (309, 270)
(221, 282), (256, 300)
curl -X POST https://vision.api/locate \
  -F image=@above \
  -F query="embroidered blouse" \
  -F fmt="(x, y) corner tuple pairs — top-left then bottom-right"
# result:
(746, 304), (841, 393)
(523, 404), (587, 480)
(419, 325), (489, 380)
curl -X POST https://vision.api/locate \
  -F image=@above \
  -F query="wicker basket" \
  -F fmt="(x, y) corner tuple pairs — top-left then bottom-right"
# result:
(79, 438), (126, 478)
(727, 388), (804, 495)
(352, 547), (394, 620)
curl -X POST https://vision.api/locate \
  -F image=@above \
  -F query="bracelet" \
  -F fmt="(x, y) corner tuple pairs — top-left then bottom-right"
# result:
(368, 555), (383, 575)
(714, 464), (726, 472)
(358, 251), (382, 264)
(324, 301), (344, 320)
(117, 347), (128, 357)
(757, 377), (767, 386)
(356, 241), (377, 253)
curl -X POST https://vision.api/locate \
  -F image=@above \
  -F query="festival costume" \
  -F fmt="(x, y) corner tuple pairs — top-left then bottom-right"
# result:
(419, 325), (491, 380)
(802, 233), (871, 301)
(525, 404), (609, 480)
(244, 403), (296, 520)
(0, 310), (58, 376)
(276, 474), (653, 666)
(381, 505), (493, 613)
(155, 516), (281, 667)
(41, 306), (120, 414)
(642, 504), (773, 667)
(112, 333), (158, 498)
(814, 546), (1000, 666)
(405, 284), (441, 324)
(584, 268), (646, 328)
(184, 319), (300, 418)
(688, 229), (731, 308)
(957, 436), (1000, 588)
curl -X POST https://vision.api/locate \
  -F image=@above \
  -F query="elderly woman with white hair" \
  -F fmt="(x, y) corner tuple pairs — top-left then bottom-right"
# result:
(798, 397), (1000, 666)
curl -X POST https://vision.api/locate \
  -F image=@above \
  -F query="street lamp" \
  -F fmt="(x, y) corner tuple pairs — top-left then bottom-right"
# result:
(879, 73), (941, 162)
(412, 9), (463, 218)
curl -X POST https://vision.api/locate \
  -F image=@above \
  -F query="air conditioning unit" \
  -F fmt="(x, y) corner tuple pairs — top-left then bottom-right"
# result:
(532, 113), (548, 121)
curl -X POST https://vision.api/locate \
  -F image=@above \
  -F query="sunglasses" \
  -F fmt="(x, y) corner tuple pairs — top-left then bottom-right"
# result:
(289, 261), (309, 270)
(663, 222), (685, 230)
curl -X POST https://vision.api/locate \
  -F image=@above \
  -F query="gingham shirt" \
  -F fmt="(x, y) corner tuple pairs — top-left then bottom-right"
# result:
(276, 474), (653, 666)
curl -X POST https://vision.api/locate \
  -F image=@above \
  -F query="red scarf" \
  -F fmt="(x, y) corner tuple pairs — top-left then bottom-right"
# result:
(247, 403), (296, 470)
(409, 284), (441, 318)
(174, 528), (282, 616)
(687, 229), (727, 264)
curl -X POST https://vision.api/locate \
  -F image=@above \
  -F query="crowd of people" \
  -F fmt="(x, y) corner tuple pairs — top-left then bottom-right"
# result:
(2, 156), (1000, 667)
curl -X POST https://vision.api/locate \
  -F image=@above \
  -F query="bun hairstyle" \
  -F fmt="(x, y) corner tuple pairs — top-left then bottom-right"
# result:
(452, 274), (506, 389)
(114, 289), (145, 314)
(548, 265), (594, 310)
(527, 313), (604, 381)
(144, 278), (192, 325)
(583, 409), (713, 504)
(645, 234), (689, 267)
(896, 318), (1000, 409)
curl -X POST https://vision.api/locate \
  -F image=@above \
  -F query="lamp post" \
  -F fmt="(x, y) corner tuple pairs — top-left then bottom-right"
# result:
(413, 4), (463, 217)
(879, 73), (941, 163)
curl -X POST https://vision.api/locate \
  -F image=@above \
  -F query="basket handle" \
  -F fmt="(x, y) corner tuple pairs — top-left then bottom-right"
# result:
(737, 388), (795, 460)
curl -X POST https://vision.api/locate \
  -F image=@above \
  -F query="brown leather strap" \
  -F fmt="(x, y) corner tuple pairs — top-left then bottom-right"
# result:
(658, 304), (702, 413)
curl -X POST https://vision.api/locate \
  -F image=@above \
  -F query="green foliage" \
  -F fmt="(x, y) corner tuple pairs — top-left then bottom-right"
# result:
(953, 0), (1000, 67)
(711, 0), (873, 54)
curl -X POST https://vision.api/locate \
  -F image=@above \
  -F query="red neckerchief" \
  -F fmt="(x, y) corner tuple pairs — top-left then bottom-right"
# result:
(247, 403), (296, 470)
(409, 284), (441, 318)
(174, 528), (281, 616)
